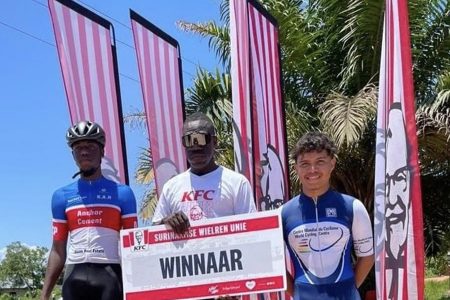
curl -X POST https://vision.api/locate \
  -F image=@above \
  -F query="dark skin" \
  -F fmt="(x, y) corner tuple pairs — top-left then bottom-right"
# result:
(157, 119), (219, 234)
(40, 140), (103, 300)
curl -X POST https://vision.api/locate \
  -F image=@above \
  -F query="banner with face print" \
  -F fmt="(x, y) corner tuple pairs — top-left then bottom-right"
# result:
(374, 0), (424, 299)
(130, 10), (186, 196)
(48, 0), (128, 183)
(230, 1), (290, 299)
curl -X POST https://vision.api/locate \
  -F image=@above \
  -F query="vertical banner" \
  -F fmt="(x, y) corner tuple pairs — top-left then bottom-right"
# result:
(247, 0), (289, 212)
(130, 10), (186, 196)
(374, 0), (424, 299)
(48, 0), (128, 183)
(230, 0), (254, 187)
(230, 0), (290, 299)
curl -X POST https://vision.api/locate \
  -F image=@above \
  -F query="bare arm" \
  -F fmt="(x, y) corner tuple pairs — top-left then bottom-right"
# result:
(153, 211), (190, 234)
(40, 240), (67, 300)
(354, 254), (374, 288)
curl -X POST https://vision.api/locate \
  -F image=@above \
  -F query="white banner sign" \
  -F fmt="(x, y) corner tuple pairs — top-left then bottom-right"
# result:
(120, 210), (286, 300)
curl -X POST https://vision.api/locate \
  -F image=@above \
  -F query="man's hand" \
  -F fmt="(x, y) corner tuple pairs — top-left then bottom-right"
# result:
(162, 211), (190, 234)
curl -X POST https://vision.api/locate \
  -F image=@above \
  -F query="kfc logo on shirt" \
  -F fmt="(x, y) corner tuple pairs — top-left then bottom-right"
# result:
(190, 205), (204, 221)
(181, 190), (215, 202)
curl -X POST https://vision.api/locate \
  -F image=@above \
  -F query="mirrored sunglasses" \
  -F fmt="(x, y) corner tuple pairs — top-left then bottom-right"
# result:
(182, 133), (212, 148)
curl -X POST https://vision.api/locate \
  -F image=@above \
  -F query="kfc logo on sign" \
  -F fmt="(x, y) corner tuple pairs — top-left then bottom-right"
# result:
(132, 230), (147, 252)
(181, 190), (215, 202)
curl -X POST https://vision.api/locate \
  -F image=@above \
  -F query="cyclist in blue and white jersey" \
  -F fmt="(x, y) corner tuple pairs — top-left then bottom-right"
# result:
(282, 132), (374, 300)
(41, 121), (137, 300)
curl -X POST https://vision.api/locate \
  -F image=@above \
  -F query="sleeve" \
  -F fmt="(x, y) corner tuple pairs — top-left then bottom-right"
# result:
(352, 199), (374, 257)
(51, 189), (68, 241)
(234, 175), (257, 214)
(120, 186), (138, 229)
(152, 184), (173, 224)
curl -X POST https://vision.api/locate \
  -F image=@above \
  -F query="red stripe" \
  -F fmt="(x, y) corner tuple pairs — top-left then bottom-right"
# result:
(397, 0), (424, 297)
(123, 216), (279, 247)
(66, 206), (121, 231)
(122, 216), (138, 229)
(52, 221), (68, 241)
(126, 276), (284, 300)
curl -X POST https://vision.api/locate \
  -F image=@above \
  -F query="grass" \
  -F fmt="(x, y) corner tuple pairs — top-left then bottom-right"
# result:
(425, 277), (450, 300)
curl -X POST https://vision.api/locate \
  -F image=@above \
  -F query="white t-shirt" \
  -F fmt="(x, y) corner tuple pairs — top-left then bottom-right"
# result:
(153, 166), (256, 223)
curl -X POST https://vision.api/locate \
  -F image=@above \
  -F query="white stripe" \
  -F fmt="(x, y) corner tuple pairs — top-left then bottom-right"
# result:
(52, 219), (67, 224)
(65, 203), (121, 212)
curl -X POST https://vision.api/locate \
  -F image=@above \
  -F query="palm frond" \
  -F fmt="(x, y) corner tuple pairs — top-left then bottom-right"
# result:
(319, 84), (377, 147)
(123, 110), (147, 131)
(177, 20), (230, 68)
(138, 188), (158, 225)
(135, 147), (154, 184)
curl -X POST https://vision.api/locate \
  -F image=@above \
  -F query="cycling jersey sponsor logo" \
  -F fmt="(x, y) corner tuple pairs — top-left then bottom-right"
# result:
(96, 194), (112, 200)
(326, 208), (337, 217)
(67, 195), (86, 204)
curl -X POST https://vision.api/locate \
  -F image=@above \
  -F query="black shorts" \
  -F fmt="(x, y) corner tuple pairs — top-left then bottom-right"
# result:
(63, 263), (123, 300)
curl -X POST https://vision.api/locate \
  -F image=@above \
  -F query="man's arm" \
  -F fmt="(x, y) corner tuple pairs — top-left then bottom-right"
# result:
(154, 212), (190, 235)
(40, 240), (67, 300)
(354, 254), (374, 288)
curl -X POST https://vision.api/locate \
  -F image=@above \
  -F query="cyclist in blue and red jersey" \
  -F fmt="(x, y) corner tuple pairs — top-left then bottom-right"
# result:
(282, 132), (374, 300)
(41, 121), (137, 300)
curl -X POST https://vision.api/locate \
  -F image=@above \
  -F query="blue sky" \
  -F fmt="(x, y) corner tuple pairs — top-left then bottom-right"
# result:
(0, 0), (221, 251)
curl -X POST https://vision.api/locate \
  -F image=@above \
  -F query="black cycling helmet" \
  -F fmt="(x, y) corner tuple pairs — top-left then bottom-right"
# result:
(66, 120), (106, 148)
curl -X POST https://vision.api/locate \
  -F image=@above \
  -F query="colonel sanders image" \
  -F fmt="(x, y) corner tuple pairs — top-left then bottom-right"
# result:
(384, 102), (410, 300)
(259, 144), (286, 210)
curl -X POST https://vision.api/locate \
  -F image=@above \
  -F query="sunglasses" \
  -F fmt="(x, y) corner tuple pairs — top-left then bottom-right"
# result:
(182, 133), (213, 148)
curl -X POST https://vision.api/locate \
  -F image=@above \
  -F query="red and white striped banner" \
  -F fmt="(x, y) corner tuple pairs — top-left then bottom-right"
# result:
(374, 0), (424, 299)
(130, 10), (186, 196)
(48, 0), (128, 183)
(230, 0), (290, 299)
(248, 1), (289, 212)
(230, 0), (254, 187)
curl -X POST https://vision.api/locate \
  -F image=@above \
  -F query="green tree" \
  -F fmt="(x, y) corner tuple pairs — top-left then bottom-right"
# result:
(0, 242), (48, 297)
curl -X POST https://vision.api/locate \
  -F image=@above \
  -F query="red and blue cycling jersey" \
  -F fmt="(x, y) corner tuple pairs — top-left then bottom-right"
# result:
(52, 176), (137, 264)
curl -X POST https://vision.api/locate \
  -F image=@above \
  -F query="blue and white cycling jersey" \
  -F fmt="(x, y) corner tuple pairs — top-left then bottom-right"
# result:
(282, 189), (373, 300)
